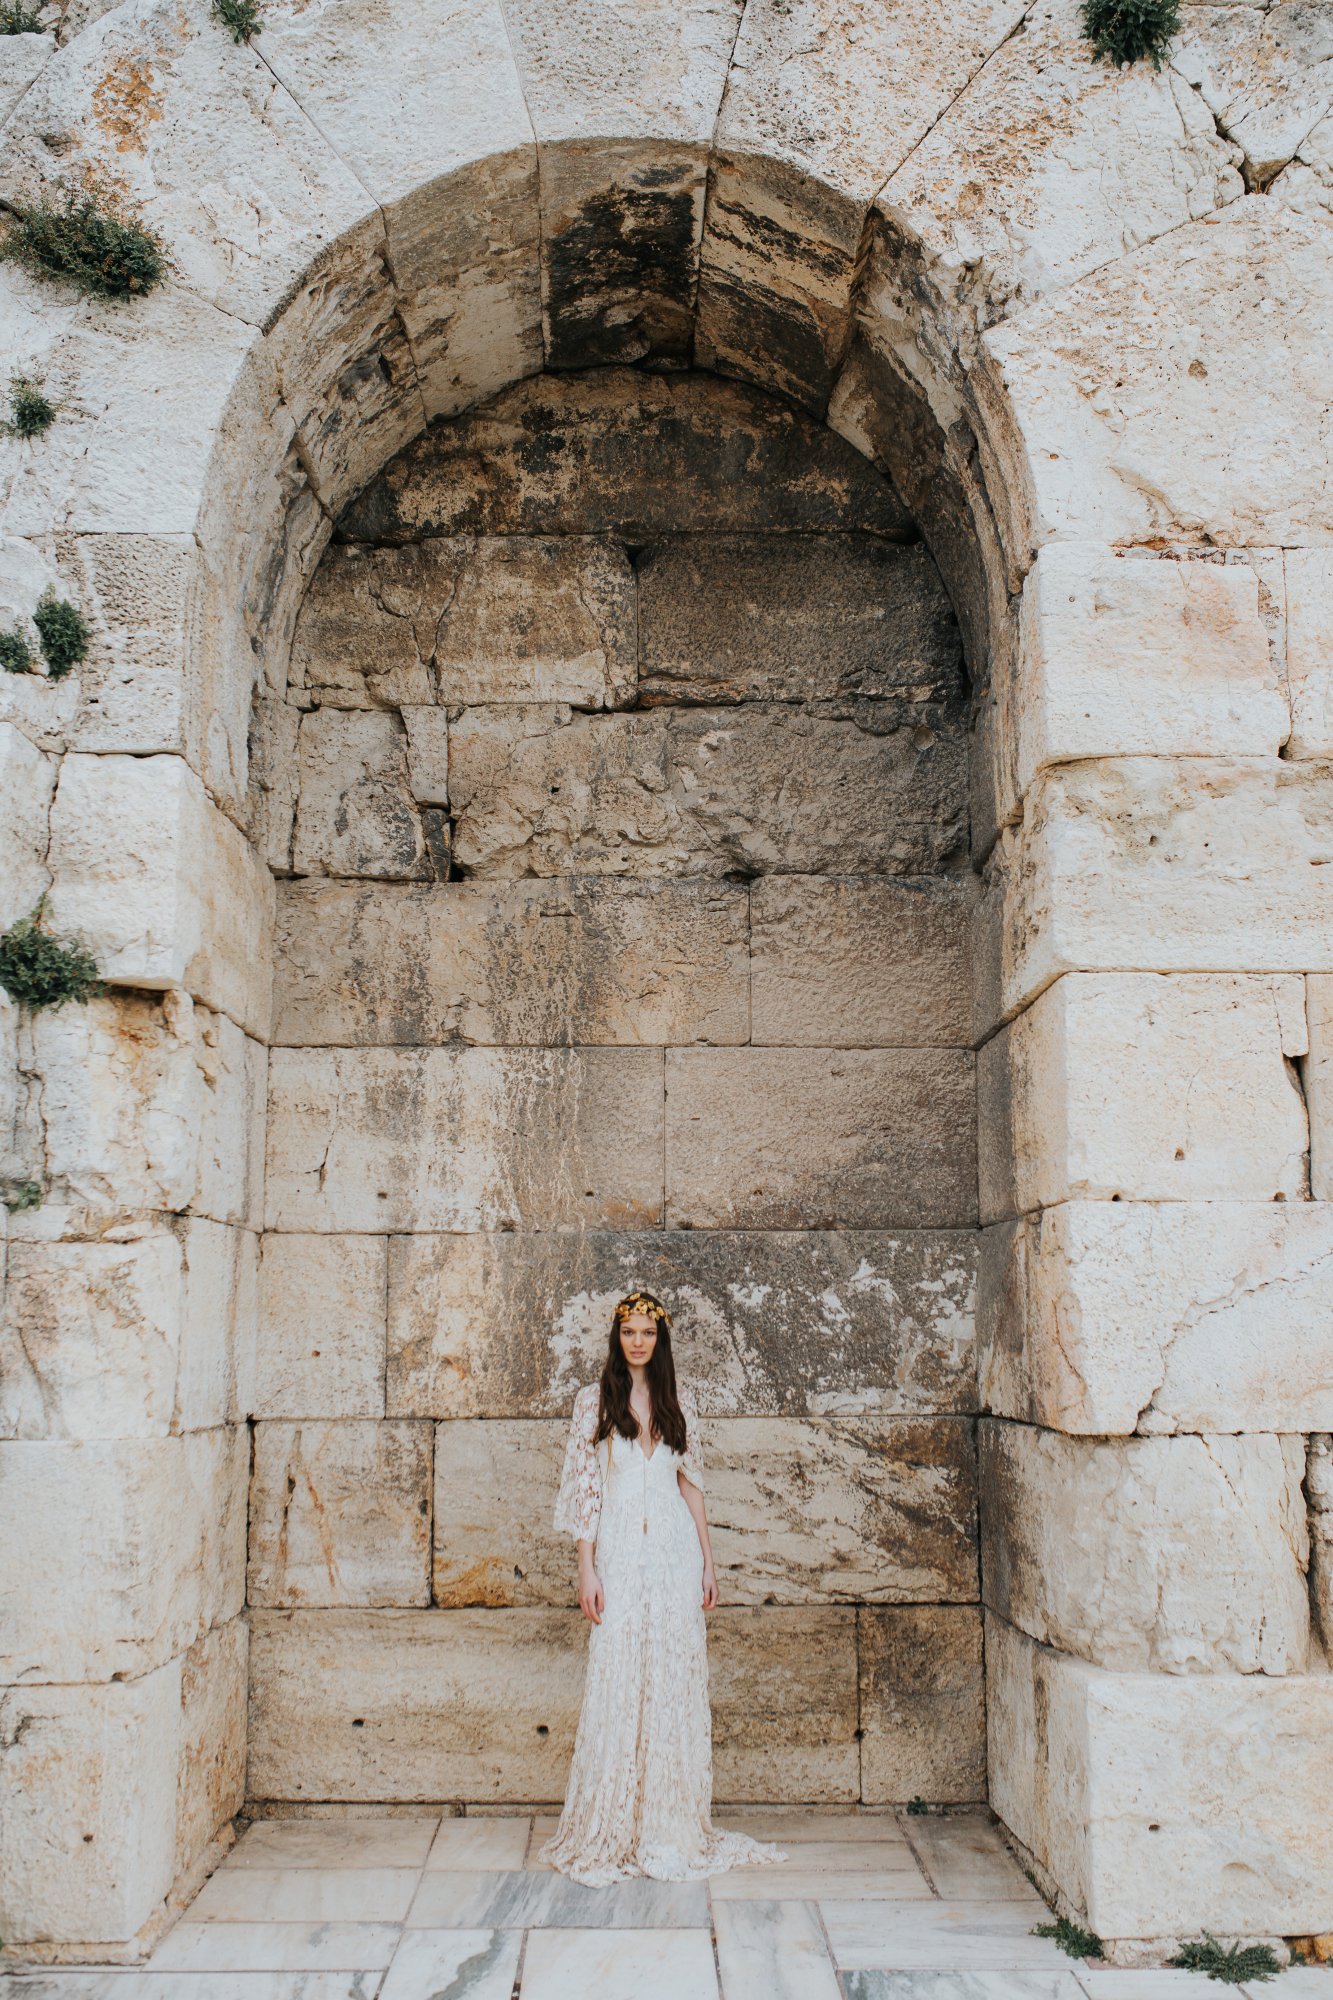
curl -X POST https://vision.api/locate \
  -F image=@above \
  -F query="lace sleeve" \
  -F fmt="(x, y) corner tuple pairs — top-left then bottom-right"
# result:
(553, 1385), (602, 1541)
(679, 1384), (704, 1492)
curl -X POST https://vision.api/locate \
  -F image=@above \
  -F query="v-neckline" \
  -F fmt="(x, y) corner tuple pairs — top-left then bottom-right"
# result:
(634, 1431), (659, 1464)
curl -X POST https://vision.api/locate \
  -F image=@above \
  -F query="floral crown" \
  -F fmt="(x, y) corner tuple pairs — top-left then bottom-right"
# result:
(612, 1289), (672, 1328)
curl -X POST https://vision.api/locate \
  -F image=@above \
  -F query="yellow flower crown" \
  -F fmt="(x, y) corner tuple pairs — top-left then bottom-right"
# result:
(612, 1289), (672, 1328)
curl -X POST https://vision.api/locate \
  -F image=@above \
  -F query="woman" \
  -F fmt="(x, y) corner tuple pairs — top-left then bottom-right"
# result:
(540, 1289), (785, 1886)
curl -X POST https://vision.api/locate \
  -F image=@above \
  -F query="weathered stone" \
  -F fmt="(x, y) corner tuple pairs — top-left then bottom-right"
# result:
(1173, 2), (1333, 187)
(750, 877), (972, 1047)
(0, 1429), (246, 1681)
(0, 1662), (181, 1946)
(980, 1421), (1310, 1674)
(401, 707), (451, 804)
(431, 1416), (977, 1607)
(987, 1613), (1333, 1939)
(878, 0), (1242, 354)
(1276, 95), (1333, 217)
(386, 1228), (977, 1419)
(289, 545), (434, 711)
(0, 537), (80, 749)
(979, 1200), (1333, 1436)
(265, 1045), (663, 1232)
(1311, 976), (1333, 1199)
(1002, 548), (1283, 818)
(247, 1604), (859, 1803)
(976, 202), (1333, 556)
(272, 877), (749, 1047)
(1284, 549), (1333, 756)
(245, 695), (301, 873)
(666, 1048), (977, 1229)
(981, 761), (1333, 1025)
(637, 537), (962, 705)
(0, 721), (54, 931)
(54, 534), (207, 770)
(1309, 1435), (1333, 1658)
(177, 1218), (257, 1432)
(0, 32), (50, 126)
(46, 752), (274, 1040)
(249, 1420), (432, 1609)
(449, 701), (967, 878)
(193, 1007), (266, 1231)
(175, 1616), (248, 1881)
(292, 709), (439, 882)
(978, 973), (1308, 1220)
(0, 1231), (182, 1440)
(859, 1606), (986, 1804)
(251, 1232), (387, 1420)
(337, 369), (912, 544)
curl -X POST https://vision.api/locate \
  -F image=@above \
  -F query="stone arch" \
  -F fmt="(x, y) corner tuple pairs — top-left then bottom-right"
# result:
(2, 0), (1332, 1960)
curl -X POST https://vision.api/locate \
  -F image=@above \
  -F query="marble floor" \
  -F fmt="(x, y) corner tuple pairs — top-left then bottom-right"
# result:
(1, 1812), (1320, 2000)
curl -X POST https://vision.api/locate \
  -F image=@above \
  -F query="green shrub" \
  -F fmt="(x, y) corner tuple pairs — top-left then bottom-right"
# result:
(1033, 1919), (1104, 1961)
(1081, 0), (1180, 67)
(0, 1), (45, 30)
(0, 627), (34, 674)
(0, 904), (104, 1010)
(2, 179), (166, 300)
(3, 1180), (43, 1213)
(213, 0), (262, 39)
(1169, 1937), (1281, 1984)
(905, 1796), (928, 1816)
(6, 372), (57, 437)
(34, 591), (88, 678)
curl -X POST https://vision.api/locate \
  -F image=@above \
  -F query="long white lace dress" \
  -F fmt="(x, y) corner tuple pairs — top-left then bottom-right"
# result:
(539, 1382), (786, 1887)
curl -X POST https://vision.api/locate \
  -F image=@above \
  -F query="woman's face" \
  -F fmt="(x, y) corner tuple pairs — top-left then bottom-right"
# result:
(619, 1312), (658, 1369)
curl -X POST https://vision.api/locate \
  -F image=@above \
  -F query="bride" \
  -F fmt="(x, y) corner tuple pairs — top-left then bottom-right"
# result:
(540, 1289), (786, 1887)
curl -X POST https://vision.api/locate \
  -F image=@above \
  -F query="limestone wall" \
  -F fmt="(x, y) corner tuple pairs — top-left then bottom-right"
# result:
(246, 368), (983, 1809)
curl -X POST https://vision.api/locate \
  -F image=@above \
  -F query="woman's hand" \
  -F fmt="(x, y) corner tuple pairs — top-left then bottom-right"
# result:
(578, 1555), (604, 1625)
(702, 1560), (718, 1612)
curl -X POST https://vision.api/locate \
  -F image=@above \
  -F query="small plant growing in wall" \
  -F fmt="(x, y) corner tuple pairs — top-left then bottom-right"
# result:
(1169, 1936), (1281, 1984)
(1, 176), (166, 300)
(0, 626), (35, 674)
(213, 0), (263, 40)
(2, 1179), (43, 1213)
(0, 1), (45, 31)
(1080, 0), (1180, 67)
(0, 901), (104, 1011)
(33, 590), (88, 678)
(1033, 1918), (1104, 1960)
(905, 1795), (928, 1816)
(4, 373), (57, 438)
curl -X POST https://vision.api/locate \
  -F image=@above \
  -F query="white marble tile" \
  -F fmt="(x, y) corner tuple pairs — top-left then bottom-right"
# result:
(407, 1869), (709, 1929)
(718, 1814), (908, 1845)
(714, 1869), (932, 1903)
(899, 1819), (1036, 1901)
(189, 1869), (419, 1924)
(426, 1818), (531, 1870)
(756, 1842), (926, 1876)
(0, 1981), (379, 2000)
(520, 1926), (719, 2000)
(839, 1976), (1088, 2000)
(714, 1899), (842, 2000)
(1250, 1977), (1333, 1998)
(149, 1923), (403, 1972)
(229, 1819), (438, 1870)
(379, 1927), (521, 2000)
(1078, 1977), (1264, 2000)
(823, 1901), (1063, 1971)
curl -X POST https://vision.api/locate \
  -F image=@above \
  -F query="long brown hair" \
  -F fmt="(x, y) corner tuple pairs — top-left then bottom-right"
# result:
(596, 1291), (687, 1457)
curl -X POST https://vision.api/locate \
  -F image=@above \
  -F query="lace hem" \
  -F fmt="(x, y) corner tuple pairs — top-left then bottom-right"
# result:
(539, 1827), (786, 1887)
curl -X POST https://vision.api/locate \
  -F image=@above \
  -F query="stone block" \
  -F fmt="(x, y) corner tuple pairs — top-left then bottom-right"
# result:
(1284, 549), (1333, 756)
(0, 31), (50, 125)
(431, 1416), (977, 1607)
(248, 1420), (433, 1608)
(666, 1047), (977, 1229)
(247, 1605), (860, 1804)
(0, 720), (54, 931)
(1173, 2), (1333, 188)
(637, 537), (962, 705)
(386, 1227), (977, 1419)
(336, 368), (911, 544)
(980, 1421), (1310, 1675)
(46, 752), (274, 1039)
(402, 707), (451, 804)
(859, 1605), (986, 1804)
(978, 973), (1307, 1220)
(1309, 1435), (1333, 1658)
(175, 1616), (249, 1880)
(987, 1613), (1333, 1939)
(265, 1045), (663, 1233)
(0, 1662), (181, 1947)
(252, 1232), (387, 1420)
(978, 1200), (1333, 1435)
(982, 761), (1333, 1024)
(178, 1219), (257, 1432)
(55, 533), (209, 769)
(1003, 547), (1282, 816)
(1305, 974), (1333, 1199)
(750, 877), (972, 1047)
(245, 694), (301, 872)
(0, 1231), (182, 1440)
(448, 700), (967, 878)
(293, 709), (438, 882)
(193, 1007), (266, 1230)
(289, 544), (435, 711)
(273, 877), (749, 1047)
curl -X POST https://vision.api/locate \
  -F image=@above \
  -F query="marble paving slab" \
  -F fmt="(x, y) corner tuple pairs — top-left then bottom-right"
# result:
(228, 1820), (439, 1870)
(427, 1818), (532, 1870)
(379, 1927), (521, 2000)
(840, 1976), (1089, 2000)
(718, 1814), (910, 1845)
(713, 1869), (932, 1902)
(0, 1981), (380, 2000)
(755, 1842), (927, 1875)
(148, 1923), (404, 1972)
(898, 1819), (1035, 1900)
(1076, 1978), (1282, 1999)
(822, 1900), (1064, 1971)
(406, 1869), (710, 1929)
(188, 1869), (419, 1925)
(713, 1899), (842, 2000)
(520, 1926), (719, 1999)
